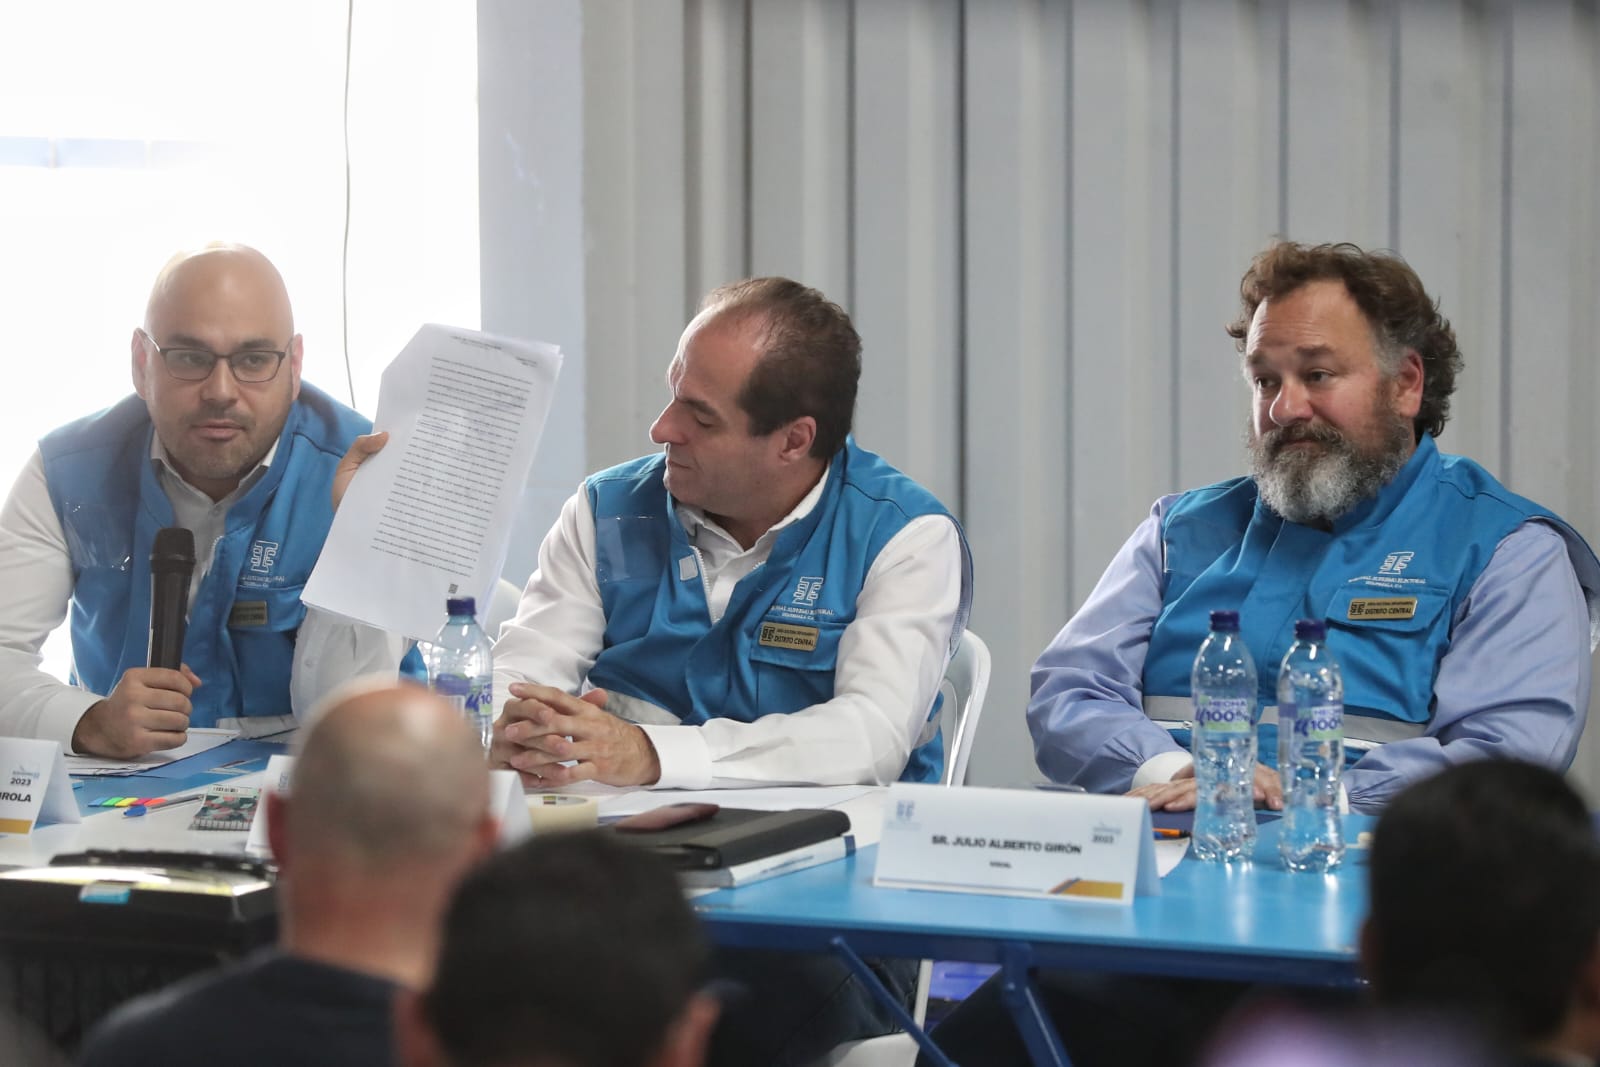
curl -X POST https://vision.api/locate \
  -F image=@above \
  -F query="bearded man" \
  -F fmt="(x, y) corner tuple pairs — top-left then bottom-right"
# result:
(1027, 240), (1600, 815)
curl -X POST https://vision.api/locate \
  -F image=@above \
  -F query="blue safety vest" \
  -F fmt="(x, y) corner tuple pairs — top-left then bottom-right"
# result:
(1142, 435), (1600, 764)
(584, 439), (972, 783)
(39, 384), (369, 726)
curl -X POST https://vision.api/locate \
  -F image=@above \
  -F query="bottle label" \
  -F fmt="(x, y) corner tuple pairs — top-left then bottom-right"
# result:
(1292, 703), (1342, 741)
(466, 678), (492, 720)
(1193, 695), (1253, 733)
(433, 675), (493, 723)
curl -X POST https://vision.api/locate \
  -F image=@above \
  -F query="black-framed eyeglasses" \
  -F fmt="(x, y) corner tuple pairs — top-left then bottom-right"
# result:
(138, 329), (289, 384)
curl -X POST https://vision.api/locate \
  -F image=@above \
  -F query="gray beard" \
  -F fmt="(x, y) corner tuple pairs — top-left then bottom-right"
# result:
(1249, 417), (1413, 525)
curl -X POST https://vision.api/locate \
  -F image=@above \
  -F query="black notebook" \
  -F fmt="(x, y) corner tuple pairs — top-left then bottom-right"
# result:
(615, 807), (851, 870)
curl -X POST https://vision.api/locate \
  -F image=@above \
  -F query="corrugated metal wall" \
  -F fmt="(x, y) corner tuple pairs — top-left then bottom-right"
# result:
(562, 0), (1600, 792)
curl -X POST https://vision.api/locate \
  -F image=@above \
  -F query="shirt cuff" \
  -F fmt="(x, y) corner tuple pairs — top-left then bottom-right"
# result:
(39, 689), (105, 754)
(636, 723), (712, 790)
(1132, 750), (1194, 790)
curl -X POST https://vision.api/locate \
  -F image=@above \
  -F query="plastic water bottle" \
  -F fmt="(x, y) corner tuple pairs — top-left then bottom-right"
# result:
(425, 596), (493, 752)
(1190, 610), (1259, 863)
(1276, 618), (1345, 872)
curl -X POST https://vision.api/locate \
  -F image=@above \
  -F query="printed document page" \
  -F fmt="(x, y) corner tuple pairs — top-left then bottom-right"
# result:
(304, 324), (563, 641)
(64, 727), (240, 777)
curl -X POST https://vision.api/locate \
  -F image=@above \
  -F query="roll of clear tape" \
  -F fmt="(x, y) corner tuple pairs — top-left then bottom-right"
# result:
(525, 793), (598, 833)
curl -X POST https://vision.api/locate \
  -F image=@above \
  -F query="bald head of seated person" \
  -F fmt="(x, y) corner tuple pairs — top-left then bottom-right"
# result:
(1365, 760), (1600, 1066)
(1029, 240), (1600, 814)
(397, 829), (719, 1067)
(0, 243), (401, 758)
(79, 681), (498, 1067)
(486, 277), (973, 791)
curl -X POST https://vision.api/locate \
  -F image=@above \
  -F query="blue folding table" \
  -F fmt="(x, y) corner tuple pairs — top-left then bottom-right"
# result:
(693, 816), (1370, 1066)
(71, 736), (291, 814)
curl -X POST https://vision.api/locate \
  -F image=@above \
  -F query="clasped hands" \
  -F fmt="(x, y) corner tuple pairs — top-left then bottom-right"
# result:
(1126, 761), (1284, 812)
(490, 683), (662, 788)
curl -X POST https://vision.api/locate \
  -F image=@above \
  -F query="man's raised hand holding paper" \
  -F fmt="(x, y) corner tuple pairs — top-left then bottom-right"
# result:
(300, 325), (563, 645)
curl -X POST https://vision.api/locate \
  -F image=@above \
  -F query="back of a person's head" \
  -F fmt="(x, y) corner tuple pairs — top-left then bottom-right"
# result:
(424, 830), (709, 1067)
(286, 680), (491, 875)
(1366, 759), (1600, 1046)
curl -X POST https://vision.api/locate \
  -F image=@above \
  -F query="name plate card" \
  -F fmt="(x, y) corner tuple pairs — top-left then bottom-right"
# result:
(245, 754), (296, 855)
(491, 769), (532, 844)
(0, 739), (81, 835)
(875, 784), (1159, 905)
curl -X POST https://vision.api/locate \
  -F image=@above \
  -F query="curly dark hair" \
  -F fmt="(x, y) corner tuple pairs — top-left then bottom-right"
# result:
(1225, 241), (1463, 440)
(699, 277), (860, 459)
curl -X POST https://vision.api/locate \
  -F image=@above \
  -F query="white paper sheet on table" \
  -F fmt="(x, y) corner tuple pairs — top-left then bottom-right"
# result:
(1155, 840), (1189, 877)
(303, 324), (563, 642)
(63, 727), (240, 776)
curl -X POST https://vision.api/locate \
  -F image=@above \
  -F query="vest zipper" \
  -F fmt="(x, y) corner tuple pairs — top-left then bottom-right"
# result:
(691, 546), (717, 622)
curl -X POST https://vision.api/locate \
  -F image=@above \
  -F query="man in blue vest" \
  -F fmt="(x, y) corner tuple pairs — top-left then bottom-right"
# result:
(0, 244), (402, 758)
(489, 276), (972, 791)
(922, 245), (1600, 1067)
(1029, 239), (1600, 818)
(488, 277), (971, 1066)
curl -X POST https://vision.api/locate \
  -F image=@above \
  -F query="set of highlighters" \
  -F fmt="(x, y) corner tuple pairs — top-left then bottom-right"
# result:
(1190, 610), (1345, 871)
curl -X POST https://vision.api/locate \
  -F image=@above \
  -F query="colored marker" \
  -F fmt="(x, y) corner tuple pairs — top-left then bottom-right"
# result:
(123, 793), (206, 818)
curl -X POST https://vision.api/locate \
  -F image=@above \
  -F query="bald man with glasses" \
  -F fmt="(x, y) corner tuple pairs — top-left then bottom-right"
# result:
(0, 243), (403, 758)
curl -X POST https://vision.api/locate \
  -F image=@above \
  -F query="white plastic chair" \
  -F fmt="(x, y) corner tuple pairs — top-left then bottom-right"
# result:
(936, 630), (992, 787)
(814, 631), (992, 1067)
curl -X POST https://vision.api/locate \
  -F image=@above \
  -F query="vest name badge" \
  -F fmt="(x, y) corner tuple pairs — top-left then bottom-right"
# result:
(229, 601), (269, 628)
(759, 622), (819, 651)
(1347, 597), (1418, 620)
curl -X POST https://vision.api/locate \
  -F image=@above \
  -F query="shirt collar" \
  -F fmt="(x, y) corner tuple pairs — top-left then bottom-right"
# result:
(674, 464), (831, 548)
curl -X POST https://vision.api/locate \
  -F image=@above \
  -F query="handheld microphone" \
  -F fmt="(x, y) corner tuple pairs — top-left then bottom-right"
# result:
(149, 527), (196, 670)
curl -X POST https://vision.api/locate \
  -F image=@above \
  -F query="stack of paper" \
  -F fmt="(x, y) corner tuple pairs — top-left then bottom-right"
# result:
(304, 324), (564, 642)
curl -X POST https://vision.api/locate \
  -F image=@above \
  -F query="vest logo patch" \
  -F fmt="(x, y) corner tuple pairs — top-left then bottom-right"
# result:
(1347, 546), (1428, 590)
(1378, 551), (1415, 575)
(249, 540), (280, 574)
(229, 601), (269, 628)
(1347, 597), (1418, 621)
(792, 576), (823, 607)
(759, 622), (819, 652)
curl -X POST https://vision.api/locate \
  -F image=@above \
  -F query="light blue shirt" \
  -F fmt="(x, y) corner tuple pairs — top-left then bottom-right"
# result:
(1029, 496), (1594, 813)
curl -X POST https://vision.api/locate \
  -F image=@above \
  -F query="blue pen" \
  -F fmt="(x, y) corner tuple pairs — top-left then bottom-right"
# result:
(123, 792), (206, 818)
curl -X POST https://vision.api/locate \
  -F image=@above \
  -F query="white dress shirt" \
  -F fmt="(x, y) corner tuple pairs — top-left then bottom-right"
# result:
(492, 466), (965, 789)
(0, 446), (405, 749)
